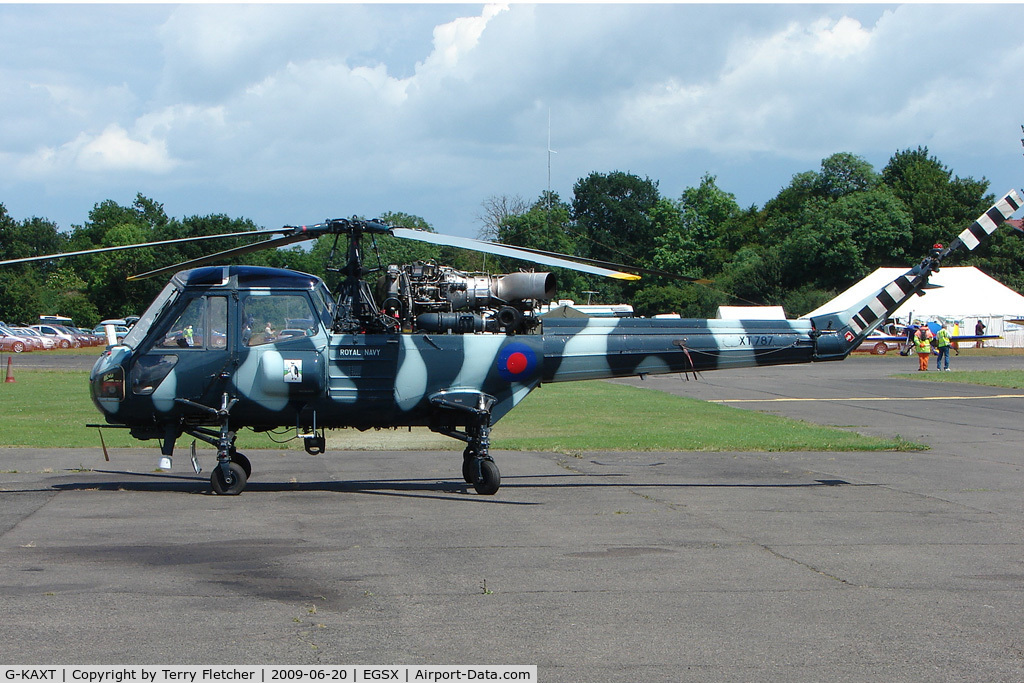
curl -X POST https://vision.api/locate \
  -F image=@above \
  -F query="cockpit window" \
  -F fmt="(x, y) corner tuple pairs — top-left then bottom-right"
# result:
(122, 282), (180, 349)
(312, 283), (335, 329)
(156, 295), (227, 349)
(241, 293), (320, 346)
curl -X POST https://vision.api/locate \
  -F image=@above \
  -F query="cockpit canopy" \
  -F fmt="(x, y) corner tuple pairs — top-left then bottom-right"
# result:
(121, 266), (334, 350)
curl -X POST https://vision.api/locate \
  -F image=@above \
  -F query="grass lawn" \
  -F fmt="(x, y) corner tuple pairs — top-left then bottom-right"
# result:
(892, 369), (1024, 389)
(0, 369), (921, 452)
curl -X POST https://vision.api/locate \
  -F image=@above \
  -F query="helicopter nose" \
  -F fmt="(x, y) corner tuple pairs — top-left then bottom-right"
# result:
(90, 348), (131, 413)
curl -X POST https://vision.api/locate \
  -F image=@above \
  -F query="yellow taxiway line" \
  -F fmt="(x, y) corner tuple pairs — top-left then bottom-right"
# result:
(708, 394), (1024, 404)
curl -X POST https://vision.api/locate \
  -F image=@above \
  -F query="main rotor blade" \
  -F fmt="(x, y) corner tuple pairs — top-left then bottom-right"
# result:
(0, 228), (289, 268)
(126, 231), (315, 281)
(490, 243), (713, 284)
(390, 228), (641, 281)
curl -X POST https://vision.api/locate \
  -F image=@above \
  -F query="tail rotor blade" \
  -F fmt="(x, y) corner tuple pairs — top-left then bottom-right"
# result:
(945, 188), (1023, 254)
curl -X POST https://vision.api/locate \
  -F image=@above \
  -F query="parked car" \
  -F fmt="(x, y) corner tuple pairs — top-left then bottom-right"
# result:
(69, 326), (103, 346)
(855, 337), (902, 355)
(30, 324), (81, 348)
(13, 327), (56, 350)
(8, 328), (44, 351)
(0, 331), (31, 353)
(92, 321), (130, 342)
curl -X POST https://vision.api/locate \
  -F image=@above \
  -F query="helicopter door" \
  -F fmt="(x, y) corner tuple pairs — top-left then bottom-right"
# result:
(327, 333), (400, 426)
(233, 292), (327, 415)
(136, 294), (231, 408)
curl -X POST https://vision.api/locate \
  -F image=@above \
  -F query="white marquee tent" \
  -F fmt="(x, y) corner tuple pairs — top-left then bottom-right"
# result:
(802, 267), (1024, 347)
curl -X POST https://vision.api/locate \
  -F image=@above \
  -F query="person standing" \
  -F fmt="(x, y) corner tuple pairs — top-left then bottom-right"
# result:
(935, 323), (952, 371)
(913, 326), (932, 371)
(975, 319), (987, 348)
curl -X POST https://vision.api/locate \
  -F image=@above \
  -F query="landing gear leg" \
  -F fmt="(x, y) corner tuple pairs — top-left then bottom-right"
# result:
(210, 394), (247, 496)
(463, 423), (500, 496)
(430, 392), (501, 495)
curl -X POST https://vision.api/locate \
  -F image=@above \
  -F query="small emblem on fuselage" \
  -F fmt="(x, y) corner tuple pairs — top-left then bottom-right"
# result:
(284, 359), (302, 382)
(497, 342), (537, 382)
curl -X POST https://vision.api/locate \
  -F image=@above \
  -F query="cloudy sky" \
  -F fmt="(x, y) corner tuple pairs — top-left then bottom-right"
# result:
(2, 3), (1024, 237)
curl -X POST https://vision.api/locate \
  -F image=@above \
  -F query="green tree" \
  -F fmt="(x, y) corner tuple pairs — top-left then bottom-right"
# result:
(881, 146), (990, 257)
(631, 283), (725, 318)
(652, 174), (742, 279)
(969, 228), (1024, 293)
(39, 267), (99, 326)
(69, 195), (172, 317)
(570, 171), (663, 304)
(372, 211), (442, 268)
(779, 188), (913, 291)
(761, 153), (879, 246)
(571, 171), (662, 265)
(718, 245), (786, 307)
(497, 191), (575, 255)
(0, 210), (67, 324)
(818, 152), (879, 199)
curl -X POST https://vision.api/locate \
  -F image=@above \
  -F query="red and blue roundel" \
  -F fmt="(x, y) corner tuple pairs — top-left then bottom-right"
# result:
(497, 342), (538, 382)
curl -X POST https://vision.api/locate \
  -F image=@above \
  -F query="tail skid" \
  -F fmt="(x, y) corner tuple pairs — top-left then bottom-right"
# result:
(810, 189), (1023, 359)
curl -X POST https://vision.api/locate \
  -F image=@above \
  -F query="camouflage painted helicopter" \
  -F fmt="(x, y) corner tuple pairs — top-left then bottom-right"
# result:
(2, 189), (1021, 495)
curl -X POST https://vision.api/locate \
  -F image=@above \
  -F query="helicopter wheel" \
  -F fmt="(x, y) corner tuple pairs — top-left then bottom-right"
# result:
(471, 458), (500, 496)
(230, 450), (252, 479)
(210, 461), (248, 496)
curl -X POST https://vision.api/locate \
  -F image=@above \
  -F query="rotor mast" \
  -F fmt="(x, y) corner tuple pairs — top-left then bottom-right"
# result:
(320, 218), (392, 333)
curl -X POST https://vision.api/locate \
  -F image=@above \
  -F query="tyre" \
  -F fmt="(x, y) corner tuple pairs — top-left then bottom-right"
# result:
(210, 461), (247, 495)
(472, 459), (500, 495)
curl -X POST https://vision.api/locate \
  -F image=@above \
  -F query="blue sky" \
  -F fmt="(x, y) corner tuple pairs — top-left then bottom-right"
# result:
(2, 4), (1023, 237)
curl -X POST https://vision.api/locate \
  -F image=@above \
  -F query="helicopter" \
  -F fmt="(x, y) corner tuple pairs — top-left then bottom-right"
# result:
(1, 189), (1021, 495)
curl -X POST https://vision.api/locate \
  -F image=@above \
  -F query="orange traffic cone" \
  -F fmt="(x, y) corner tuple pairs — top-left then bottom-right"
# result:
(4, 356), (14, 383)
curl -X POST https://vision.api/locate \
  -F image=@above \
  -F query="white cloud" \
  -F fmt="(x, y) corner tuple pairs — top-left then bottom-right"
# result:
(2, 4), (1024, 232)
(416, 3), (508, 73)
(616, 14), (880, 158)
(21, 124), (178, 176)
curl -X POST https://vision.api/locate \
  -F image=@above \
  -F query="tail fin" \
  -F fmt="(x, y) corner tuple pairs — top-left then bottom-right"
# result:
(810, 189), (1023, 358)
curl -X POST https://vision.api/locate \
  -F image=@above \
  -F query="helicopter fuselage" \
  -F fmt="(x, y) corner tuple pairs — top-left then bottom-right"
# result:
(89, 265), (851, 454)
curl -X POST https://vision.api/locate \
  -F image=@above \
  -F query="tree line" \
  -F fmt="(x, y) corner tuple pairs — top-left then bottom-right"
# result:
(2, 146), (1022, 327)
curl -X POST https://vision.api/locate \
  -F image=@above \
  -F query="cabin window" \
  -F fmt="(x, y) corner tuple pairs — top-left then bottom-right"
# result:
(156, 295), (227, 349)
(241, 293), (319, 347)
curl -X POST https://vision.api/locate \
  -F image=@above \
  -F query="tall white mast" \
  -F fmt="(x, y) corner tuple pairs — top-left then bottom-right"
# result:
(547, 108), (557, 212)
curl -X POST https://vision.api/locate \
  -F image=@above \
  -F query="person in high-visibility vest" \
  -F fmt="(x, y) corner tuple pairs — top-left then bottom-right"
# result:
(913, 326), (933, 371)
(935, 323), (952, 371)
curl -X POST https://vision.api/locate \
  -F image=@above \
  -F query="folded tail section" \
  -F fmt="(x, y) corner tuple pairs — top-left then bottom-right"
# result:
(810, 189), (1023, 359)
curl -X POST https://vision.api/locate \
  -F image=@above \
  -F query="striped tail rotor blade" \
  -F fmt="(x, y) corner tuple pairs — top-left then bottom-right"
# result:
(814, 190), (1024, 346)
(952, 189), (1023, 251)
